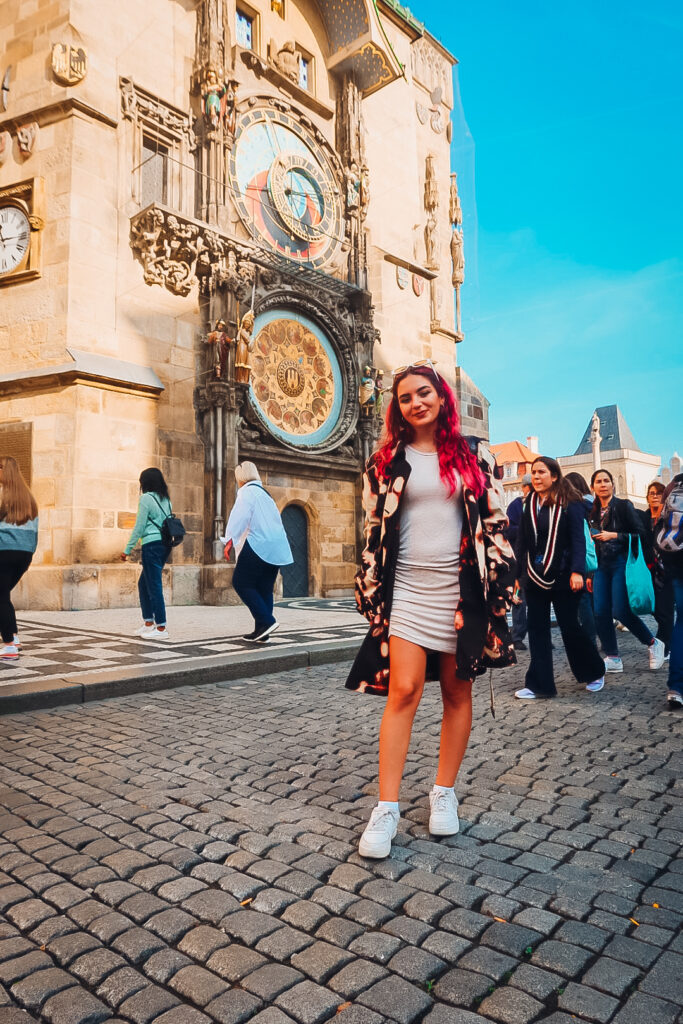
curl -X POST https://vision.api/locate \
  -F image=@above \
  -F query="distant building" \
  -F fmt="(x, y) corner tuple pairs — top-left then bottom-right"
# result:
(456, 367), (490, 441)
(491, 436), (540, 503)
(662, 453), (682, 486)
(557, 405), (660, 508)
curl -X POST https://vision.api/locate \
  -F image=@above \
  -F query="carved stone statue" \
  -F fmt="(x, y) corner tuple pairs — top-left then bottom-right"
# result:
(450, 227), (464, 287)
(206, 318), (231, 379)
(273, 41), (300, 83)
(345, 161), (361, 212)
(590, 411), (602, 472)
(423, 154), (439, 270)
(17, 121), (38, 158)
(202, 67), (226, 129)
(358, 366), (376, 416)
(449, 172), (462, 228)
(374, 370), (385, 419)
(359, 164), (370, 221)
(234, 309), (255, 384)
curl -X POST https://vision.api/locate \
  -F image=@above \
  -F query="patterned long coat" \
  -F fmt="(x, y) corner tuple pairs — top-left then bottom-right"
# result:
(345, 438), (516, 695)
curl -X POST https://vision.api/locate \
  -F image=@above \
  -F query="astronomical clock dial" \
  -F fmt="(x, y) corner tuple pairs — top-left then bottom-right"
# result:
(0, 205), (31, 277)
(229, 108), (342, 268)
(249, 311), (343, 448)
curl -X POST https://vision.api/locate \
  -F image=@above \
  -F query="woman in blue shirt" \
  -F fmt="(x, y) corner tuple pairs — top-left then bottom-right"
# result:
(122, 468), (173, 640)
(222, 462), (293, 642)
(0, 457), (39, 661)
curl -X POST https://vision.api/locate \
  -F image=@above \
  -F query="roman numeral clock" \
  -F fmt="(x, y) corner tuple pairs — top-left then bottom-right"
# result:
(0, 177), (45, 286)
(229, 105), (350, 452)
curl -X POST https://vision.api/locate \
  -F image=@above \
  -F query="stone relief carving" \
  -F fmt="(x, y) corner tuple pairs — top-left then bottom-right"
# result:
(120, 78), (195, 148)
(336, 75), (369, 285)
(449, 171), (462, 228)
(16, 122), (38, 158)
(194, 0), (230, 86)
(410, 36), (452, 107)
(272, 41), (301, 83)
(449, 171), (465, 334)
(0, 131), (10, 166)
(423, 153), (439, 270)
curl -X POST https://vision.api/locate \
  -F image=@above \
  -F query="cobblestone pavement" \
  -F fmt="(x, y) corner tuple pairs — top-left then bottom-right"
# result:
(0, 630), (681, 1024)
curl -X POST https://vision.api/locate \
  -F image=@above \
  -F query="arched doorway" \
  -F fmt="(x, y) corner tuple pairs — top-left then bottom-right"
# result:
(281, 505), (309, 597)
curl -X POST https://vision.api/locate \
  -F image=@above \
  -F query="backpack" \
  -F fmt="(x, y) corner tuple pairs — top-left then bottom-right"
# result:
(151, 494), (186, 548)
(655, 479), (683, 556)
(583, 520), (598, 573)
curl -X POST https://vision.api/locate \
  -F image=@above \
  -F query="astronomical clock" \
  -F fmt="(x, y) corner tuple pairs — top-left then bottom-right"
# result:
(229, 103), (352, 454)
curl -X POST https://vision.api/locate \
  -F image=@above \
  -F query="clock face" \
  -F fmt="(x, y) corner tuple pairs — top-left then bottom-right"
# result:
(0, 206), (30, 276)
(249, 311), (343, 447)
(229, 108), (342, 268)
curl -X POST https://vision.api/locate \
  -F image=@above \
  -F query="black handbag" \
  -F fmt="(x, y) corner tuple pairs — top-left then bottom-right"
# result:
(151, 494), (186, 548)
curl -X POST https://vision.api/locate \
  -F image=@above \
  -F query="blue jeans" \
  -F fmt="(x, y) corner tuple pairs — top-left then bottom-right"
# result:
(669, 576), (683, 696)
(593, 556), (653, 656)
(138, 541), (170, 626)
(233, 540), (279, 632)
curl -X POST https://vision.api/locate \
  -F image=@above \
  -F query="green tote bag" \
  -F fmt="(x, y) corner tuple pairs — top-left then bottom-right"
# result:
(625, 536), (654, 616)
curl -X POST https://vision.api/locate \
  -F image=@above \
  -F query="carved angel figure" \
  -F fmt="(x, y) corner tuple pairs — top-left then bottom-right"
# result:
(234, 309), (255, 384)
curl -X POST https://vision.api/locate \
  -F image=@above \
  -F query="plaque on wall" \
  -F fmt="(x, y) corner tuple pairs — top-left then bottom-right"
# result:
(0, 422), (32, 484)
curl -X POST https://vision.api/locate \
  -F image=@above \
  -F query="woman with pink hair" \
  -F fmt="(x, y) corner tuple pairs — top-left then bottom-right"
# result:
(346, 362), (515, 858)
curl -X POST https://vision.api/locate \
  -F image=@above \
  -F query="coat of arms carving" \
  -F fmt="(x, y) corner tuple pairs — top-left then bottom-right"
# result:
(51, 43), (87, 85)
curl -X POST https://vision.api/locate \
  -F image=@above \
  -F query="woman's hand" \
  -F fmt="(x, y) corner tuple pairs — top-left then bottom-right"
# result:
(120, 553), (127, 562)
(224, 540), (233, 560)
(593, 530), (617, 542)
(570, 572), (584, 592)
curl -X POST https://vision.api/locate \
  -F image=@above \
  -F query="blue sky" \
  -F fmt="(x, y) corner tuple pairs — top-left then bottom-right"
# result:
(415, 0), (682, 466)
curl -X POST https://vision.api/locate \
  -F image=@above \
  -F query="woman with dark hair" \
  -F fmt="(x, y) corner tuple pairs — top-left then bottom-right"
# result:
(122, 468), (173, 640)
(638, 480), (674, 659)
(564, 471), (597, 645)
(590, 469), (664, 672)
(0, 457), (38, 661)
(514, 457), (605, 700)
(346, 361), (515, 859)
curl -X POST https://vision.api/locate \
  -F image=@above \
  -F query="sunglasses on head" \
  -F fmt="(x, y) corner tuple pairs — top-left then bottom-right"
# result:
(391, 358), (440, 379)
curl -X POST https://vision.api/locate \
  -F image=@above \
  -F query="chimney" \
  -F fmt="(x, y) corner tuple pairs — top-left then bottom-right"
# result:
(526, 436), (539, 454)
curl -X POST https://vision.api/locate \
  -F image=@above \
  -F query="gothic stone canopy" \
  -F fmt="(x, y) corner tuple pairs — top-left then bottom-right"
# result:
(316, 0), (403, 95)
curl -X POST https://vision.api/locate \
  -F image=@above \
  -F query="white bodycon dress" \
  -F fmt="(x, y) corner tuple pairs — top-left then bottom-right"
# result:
(388, 446), (463, 654)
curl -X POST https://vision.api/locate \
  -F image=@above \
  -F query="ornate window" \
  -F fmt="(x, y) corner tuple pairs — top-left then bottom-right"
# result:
(236, 8), (255, 49)
(120, 78), (195, 216)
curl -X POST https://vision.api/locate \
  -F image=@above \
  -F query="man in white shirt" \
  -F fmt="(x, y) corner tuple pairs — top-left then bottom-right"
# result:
(221, 462), (293, 641)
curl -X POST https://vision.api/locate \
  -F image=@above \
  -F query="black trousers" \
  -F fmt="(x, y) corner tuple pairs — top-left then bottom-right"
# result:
(232, 540), (279, 631)
(653, 572), (675, 654)
(526, 581), (605, 696)
(0, 550), (33, 644)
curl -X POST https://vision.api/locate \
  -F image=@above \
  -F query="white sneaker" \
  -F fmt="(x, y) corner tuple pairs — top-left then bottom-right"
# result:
(135, 624), (155, 636)
(13, 634), (21, 650)
(604, 657), (623, 673)
(0, 644), (19, 661)
(667, 691), (683, 710)
(586, 677), (605, 692)
(515, 688), (537, 699)
(429, 787), (459, 836)
(359, 805), (399, 859)
(648, 638), (665, 670)
(144, 628), (171, 641)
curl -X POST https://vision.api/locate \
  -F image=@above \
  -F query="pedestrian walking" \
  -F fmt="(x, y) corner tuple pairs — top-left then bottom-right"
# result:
(122, 468), (173, 640)
(638, 480), (674, 658)
(0, 457), (38, 661)
(654, 472), (683, 709)
(507, 474), (532, 650)
(589, 468), (665, 673)
(346, 361), (515, 859)
(514, 458), (605, 700)
(565, 471), (598, 645)
(222, 462), (293, 642)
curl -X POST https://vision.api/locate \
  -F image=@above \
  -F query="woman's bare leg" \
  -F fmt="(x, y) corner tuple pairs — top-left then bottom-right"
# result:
(378, 636), (426, 801)
(435, 653), (473, 787)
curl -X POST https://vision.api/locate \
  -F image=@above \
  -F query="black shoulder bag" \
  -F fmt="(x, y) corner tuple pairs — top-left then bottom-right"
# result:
(151, 495), (186, 548)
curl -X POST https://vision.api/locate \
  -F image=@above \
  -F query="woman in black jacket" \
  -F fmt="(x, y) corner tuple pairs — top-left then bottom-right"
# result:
(590, 469), (664, 673)
(638, 480), (674, 658)
(515, 457), (605, 699)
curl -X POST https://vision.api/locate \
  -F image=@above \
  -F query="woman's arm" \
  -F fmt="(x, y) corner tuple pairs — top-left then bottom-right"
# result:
(567, 501), (587, 575)
(622, 499), (653, 562)
(222, 487), (255, 547)
(124, 495), (150, 555)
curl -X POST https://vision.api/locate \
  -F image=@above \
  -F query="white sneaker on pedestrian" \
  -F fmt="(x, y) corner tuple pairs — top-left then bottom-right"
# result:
(648, 638), (665, 670)
(144, 627), (171, 641)
(667, 691), (683, 710)
(358, 804), (399, 859)
(604, 657), (623, 673)
(429, 787), (459, 836)
(0, 644), (19, 661)
(135, 623), (155, 636)
(13, 634), (21, 650)
(515, 688), (537, 699)
(586, 677), (605, 692)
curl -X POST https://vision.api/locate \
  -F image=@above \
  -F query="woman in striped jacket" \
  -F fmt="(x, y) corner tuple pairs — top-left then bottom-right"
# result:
(514, 456), (605, 699)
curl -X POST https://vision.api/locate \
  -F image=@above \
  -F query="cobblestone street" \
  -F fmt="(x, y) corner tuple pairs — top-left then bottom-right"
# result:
(0, 631), (681, 1024)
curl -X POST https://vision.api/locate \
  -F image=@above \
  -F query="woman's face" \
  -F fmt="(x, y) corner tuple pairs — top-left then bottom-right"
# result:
(593, 472), (614, 500)
(531, 462), (557, 495)
(647, 487), (663, 513)
(395, 373), (441, 431)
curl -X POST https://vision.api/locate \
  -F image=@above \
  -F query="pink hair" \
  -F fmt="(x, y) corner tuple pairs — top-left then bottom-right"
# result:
(374, 366), (486, 497)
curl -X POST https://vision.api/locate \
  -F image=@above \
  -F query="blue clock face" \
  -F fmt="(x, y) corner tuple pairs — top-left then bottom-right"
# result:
(229, 108), (342, 268)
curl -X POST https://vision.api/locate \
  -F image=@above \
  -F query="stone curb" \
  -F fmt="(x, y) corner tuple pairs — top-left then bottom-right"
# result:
(0, 637), (359, 715)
